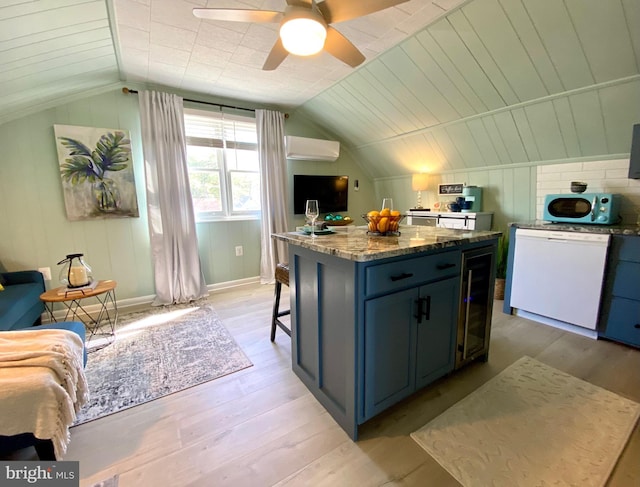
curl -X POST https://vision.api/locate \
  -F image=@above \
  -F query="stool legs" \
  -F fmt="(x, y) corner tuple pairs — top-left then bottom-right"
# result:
(271, 281), (291, 341)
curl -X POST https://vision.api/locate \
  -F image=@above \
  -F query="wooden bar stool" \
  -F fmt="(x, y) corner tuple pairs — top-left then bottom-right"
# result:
(271, 263), (291, 341)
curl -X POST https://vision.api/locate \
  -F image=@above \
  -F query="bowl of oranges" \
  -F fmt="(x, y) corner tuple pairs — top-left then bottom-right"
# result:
(363, 200), (404, 236)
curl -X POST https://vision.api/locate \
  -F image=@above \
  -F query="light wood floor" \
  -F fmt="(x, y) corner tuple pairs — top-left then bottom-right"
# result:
(19, 284), (640, 486)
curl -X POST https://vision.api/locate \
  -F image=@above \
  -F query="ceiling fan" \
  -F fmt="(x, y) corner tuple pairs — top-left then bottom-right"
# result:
(193, 0), (410, 70)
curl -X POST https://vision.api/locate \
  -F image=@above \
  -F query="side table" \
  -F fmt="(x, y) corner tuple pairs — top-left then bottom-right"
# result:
(40, 280), (118, 350)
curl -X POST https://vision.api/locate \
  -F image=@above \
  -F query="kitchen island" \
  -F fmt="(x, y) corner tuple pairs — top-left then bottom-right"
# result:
(273, 225), (501, 440)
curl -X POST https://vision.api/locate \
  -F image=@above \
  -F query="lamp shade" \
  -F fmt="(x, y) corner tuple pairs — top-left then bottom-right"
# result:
(280, 17), (327, 56)
(411, 173), (429, 191)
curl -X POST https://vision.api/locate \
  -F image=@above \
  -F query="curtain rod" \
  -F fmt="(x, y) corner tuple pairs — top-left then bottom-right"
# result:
(122, 87), (256, 114)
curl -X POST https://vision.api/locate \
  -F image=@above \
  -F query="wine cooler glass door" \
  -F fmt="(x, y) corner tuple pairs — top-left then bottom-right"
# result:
(456, 248), (494, 369)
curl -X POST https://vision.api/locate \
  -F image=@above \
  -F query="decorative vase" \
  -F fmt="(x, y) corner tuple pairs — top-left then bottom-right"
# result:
(93, 178), (120, 212)
(494, 278), (506, 300)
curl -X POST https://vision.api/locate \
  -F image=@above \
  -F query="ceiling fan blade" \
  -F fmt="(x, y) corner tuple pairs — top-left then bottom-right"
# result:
(324, 26), (365, 68)
(193, 8), (283, 23)
(317, 0), (410, 24)
(263, 38), (289, 71)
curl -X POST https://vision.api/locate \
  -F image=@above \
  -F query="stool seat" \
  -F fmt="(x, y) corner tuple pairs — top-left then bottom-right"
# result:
(271, 263), (291, 341)
(275, 263), (290, 287)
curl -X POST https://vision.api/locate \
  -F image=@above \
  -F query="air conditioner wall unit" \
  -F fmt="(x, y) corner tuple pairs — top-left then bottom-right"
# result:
(285, 136), (340, 161)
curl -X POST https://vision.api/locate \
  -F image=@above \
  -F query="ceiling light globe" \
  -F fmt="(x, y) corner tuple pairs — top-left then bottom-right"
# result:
(280, 18), (327, 56)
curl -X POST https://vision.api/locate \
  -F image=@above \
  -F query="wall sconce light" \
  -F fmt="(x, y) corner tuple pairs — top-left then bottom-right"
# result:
(411, 173), (429, 209)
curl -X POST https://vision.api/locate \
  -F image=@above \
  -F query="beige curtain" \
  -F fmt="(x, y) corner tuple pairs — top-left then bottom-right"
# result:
(256, 109), (289, 284)
(138, 90), (209, 304)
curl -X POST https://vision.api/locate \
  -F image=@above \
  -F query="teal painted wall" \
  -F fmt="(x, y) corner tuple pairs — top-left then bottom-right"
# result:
(0, 90), (155, 302)
(0, 90), (248, 300)
(374, 166), (538, 235)
(0, 89), (375, 302)
(285, 113), (378, 224)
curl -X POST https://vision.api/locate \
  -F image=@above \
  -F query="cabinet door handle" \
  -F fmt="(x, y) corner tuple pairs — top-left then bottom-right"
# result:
(391, 272), (413, 281)
(436, 263), (456, 270)
(424, 295), (431, 321)
(414, 296), (431, 323)
(414, 298), (424, 323)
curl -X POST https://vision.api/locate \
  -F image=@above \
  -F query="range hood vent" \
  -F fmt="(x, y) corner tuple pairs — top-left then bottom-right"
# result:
(285, 136), (340, 161)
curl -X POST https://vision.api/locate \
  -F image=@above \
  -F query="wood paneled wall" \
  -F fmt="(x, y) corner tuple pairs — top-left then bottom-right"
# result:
(0, 89), (262, 302)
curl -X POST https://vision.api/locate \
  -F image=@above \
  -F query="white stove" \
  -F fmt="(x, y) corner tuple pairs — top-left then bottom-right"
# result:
(406, 211), (493, 231)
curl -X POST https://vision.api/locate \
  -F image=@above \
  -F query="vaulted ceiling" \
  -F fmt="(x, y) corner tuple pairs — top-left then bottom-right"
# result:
(1, 0), (638, 180)
(0, 0), (462, 125)
(296, 0), (640, 178)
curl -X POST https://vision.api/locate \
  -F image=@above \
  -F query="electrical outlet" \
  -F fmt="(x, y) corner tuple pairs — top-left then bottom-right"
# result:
(38, 267), (52, 281)
(235, 246), (243, 257)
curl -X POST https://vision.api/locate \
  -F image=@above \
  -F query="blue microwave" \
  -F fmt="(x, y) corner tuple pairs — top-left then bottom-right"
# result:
(543, 193), (621, 224)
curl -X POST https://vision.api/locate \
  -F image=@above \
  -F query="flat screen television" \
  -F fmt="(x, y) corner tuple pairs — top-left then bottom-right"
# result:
(293, 175), (349, 214)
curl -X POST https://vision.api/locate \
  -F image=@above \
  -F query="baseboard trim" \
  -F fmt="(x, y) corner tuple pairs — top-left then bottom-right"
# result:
(42, 276), (261, 323)
(207, 276), (261, 292)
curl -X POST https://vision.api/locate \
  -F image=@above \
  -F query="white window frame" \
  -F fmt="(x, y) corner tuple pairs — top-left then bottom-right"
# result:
(184, 108), (261, 222)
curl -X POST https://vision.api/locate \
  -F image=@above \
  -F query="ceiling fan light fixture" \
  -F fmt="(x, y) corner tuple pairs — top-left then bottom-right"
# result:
(280, 17), (327, 56)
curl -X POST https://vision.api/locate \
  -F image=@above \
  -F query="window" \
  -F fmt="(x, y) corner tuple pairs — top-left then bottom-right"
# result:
(184, 108), (261, 220)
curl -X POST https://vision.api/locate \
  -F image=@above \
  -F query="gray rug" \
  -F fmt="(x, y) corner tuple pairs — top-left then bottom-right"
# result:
(74, 302), (252, 425)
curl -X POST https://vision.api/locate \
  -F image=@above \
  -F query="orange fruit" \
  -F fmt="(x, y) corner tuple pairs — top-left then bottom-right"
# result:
(367, 210), (380, 218)
(380, 208), (391, 217)
(377, 217), (389, 233)
(391, 210), (400, 217)
(368, 221), (377, 232)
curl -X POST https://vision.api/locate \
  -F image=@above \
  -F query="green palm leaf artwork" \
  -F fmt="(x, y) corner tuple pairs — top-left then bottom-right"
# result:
(55, 125), (139, 221)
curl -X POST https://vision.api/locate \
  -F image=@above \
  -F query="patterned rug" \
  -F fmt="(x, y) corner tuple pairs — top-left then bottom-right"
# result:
(74, 302), (252, 425)
(411, 356), (640, 487)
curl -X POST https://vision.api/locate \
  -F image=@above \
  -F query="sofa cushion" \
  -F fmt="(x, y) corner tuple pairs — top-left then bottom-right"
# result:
(0, 283), (44, 331)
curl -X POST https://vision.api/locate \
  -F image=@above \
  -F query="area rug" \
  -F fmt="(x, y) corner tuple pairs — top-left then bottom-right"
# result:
(410, 356), (640, 487)
(74, 302), (252, 425)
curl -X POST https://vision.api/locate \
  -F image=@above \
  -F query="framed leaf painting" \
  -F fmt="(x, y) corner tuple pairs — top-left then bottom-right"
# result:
(54, 124), (140, 221)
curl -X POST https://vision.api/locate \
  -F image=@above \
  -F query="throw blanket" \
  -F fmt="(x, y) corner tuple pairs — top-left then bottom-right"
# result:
(0, 329), (88, 459)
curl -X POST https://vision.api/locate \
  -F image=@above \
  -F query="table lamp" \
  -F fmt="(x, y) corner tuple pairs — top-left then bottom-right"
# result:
(57, 253), (93, 288)
(411, 173), (429, 209)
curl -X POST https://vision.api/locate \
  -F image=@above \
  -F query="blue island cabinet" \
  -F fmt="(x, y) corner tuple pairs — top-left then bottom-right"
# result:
(599, 236), (640, 348)
(289, 245), (461, 440)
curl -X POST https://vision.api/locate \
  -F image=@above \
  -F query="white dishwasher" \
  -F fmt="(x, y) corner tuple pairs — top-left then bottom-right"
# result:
(510, 229), (610, 336)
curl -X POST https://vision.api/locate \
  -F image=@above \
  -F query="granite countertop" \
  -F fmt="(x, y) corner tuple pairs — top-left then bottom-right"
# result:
(273, 225), (502, 262)
(510, 221), (640, 236)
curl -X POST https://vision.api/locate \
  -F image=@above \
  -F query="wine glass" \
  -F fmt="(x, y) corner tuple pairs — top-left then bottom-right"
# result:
(305, 200), (319, 236)
(381, 198), (393, 212)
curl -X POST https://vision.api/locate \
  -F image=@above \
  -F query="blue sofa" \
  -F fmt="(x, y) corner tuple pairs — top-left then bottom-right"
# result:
(0, 271), (88, 459)
(0, 270), (46, 331)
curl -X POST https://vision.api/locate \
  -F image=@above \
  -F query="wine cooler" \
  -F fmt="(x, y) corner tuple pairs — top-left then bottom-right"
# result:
(455, 246), (495, 369)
